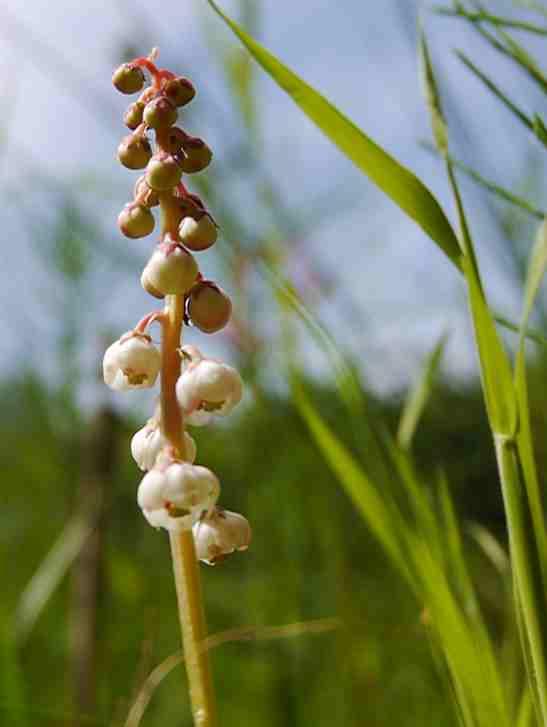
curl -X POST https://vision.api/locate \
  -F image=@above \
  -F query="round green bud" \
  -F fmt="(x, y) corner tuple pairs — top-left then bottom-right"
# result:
(143, 96), (178, 130)
(188, 282), (232, 334)
(124, 101), (145, 130)
(178, 215), (217, 251)
(164, 127), (187, 155)
(112, 63), (145, 94)
(134, 175), (160, 207)
(180, 138), (212, 174)
(117, 135), (152, 170)
(118, 203), (155, 238)
(145, 154), (182, 191)
(164, 76), (196, 107)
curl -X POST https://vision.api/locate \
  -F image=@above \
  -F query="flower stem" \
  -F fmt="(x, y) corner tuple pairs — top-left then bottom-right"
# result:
(160, 294), (217, 726)
(159, 172), (217, 725)
(169, 529), (217, 727)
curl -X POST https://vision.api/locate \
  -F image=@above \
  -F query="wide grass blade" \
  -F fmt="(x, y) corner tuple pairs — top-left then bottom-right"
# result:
(206, 0), (463, 270)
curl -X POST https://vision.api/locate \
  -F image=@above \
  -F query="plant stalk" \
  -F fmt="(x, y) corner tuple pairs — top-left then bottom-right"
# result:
(160, 293), (217, 727)
(159, 180), (217, 725)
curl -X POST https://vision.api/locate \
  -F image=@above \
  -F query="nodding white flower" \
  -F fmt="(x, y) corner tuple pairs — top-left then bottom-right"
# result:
(137, 462), (220, 532)
(141, 240), (198, 297)
(103, 331), (161, 391)
(131, 420), (196, 471)
(193, 508), (252, 565)
(176, 350), (243, 426)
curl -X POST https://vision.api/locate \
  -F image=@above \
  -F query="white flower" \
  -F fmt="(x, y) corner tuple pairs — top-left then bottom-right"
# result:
(141, 240), (198, 296)
(176, 351), (243, 426)
(193, 508), (252, 565)
(103, 331), (161, 391)
(137, 462), (220, 532)
(131, 420), (196, 471)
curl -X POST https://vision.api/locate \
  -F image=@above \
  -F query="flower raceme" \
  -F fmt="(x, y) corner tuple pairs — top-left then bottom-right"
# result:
(104, 49), (251, 566)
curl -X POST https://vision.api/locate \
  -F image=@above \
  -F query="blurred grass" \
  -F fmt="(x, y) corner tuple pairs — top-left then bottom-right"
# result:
(3, 366), (541, 726)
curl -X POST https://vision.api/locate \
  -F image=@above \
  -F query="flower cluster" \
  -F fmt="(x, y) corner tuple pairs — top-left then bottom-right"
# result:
(104, 50), (251, 565)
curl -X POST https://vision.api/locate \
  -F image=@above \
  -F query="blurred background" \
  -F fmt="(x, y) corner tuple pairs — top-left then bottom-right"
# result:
(1, 0), (546, 725)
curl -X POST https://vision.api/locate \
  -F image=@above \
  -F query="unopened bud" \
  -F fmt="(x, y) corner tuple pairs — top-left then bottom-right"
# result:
(180, 138), (212, 174)
(118, 203), (155, 238)
(143, 96), (178, 130)
(112, 63), (145, 94)
(164, 76), (196, 107)
(145, 154), (182, 191)
(188, 282), (231, 334)
(124, 101), (145, 130)
(134, 176), (160, 207)
(141, 241), (198, 295)
(164, 127), (187, 155)
(117, 134), (152, 170)
(178, 214), (217, 251)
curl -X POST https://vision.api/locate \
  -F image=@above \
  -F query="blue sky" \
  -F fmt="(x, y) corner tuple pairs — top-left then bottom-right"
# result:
(1, 0), (545, 399)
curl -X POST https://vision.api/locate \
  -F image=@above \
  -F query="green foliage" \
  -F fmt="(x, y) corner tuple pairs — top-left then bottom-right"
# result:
(207, 2), (547, 724)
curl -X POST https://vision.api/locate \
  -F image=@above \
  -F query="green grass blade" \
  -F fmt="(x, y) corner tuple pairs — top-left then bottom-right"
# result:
(421, 31), (517, 433)
(291, 376), (412, 583)
(455, 51), (536, 134)
(206, 0), (463, 270)
(495, 26), (547, 92)
(397, 333), (447, 449)
(513, 0), (547, 18)
(420, 142), (546, 220)
(493, 315), (547, 346)
(407, 533), (509, 727)
(15, 515), (91, 643)
(437, 474), (481, 620)
(514, 218), (547, 590)
(434, 5), (547, 35)
(463, 3), (547, 91)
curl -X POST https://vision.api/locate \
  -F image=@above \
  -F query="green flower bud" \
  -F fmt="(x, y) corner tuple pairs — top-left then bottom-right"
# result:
(188, 282), (232, 334)
(164, 76), (196, 107)
(117, 134), (152, 170)
(180, 138), (212, 174)
(124, 101), (145, 130)
(178, 215), (217, 251)
(145, 154), (182, 191)
(143, 96), (178, 130)
(134, 175), (160, 207)
(112, 63), (145, 94)
(118, 203), (155, 238)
